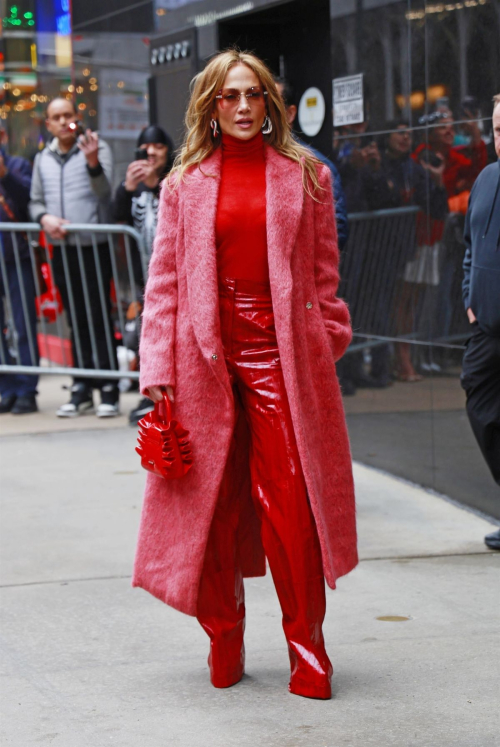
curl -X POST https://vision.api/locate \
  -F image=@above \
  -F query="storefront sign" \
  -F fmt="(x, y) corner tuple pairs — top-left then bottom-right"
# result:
(333, 74), (364, 127)
(98, 70), (149, 140)
(298, 87), (325, 137)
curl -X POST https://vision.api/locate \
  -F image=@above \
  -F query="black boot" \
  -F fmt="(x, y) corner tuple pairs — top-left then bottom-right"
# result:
(0, 394), (17, 414)
(484, 529), (500, 551)
(11, 394), (38, 414)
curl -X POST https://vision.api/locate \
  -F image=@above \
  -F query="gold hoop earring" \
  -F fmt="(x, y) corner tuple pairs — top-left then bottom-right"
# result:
(210, 118), (219, 138)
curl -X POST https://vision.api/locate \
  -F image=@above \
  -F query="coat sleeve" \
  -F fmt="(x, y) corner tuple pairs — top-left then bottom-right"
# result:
(139, 179), (179, 393)
(1, 156), (32, 208)
(462, 185), (475, 310)
(314, 165), (353, 362)
(87, 140), (113, 199)
(113, 182), (134, 225)
(330, 160), (349, 250)
(29, 153), (48, 223)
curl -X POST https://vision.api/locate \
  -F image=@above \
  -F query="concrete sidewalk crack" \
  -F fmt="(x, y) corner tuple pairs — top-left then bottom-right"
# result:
(1, 552), (496, 590)
(0, 573), (132, 589)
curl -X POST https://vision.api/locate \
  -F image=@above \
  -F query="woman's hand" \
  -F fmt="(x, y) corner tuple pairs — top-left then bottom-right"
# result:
(147, 385), (174, 403)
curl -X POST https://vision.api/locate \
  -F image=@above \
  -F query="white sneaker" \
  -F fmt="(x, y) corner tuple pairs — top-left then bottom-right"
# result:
(96, 385), (120, 418)
(96, 402), (120, 418)
(56, 384), (94, 418)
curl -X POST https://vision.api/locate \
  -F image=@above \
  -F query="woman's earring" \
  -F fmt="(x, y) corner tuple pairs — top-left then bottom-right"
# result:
(210, 118), (219, 138)
(261, 115), (272, 135)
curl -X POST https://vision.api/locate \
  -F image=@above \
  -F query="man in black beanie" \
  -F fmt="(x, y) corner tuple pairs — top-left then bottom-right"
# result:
(114, 125), (174, 424)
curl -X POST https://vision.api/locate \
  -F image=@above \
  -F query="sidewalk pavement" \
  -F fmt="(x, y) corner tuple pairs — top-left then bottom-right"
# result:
(1, 377), (499, 746)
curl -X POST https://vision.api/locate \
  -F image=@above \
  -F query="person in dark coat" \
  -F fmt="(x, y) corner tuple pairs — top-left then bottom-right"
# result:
(0, 132), (39, 414)
(114, 125), (175, 260)
(113, 125), (175, 425)
(380, 121), (449, 381)
(461, 95), (500, 551)
(274, 78), (349, 250)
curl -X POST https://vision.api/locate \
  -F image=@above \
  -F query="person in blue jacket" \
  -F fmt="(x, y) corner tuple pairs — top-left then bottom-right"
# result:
(274, 78), (349, 250)
(0, 129), (39, 414)
(461, 94), (500, 551)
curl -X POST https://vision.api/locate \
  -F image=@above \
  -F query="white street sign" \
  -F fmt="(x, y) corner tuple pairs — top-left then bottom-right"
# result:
(333, 74), (364, 127)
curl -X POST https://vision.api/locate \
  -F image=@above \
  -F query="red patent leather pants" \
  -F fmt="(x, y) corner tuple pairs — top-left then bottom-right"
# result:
(196, 278), (333, 699)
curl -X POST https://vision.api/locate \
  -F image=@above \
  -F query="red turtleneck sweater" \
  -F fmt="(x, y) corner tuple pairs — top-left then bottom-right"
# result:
(215, 131), (269, 283)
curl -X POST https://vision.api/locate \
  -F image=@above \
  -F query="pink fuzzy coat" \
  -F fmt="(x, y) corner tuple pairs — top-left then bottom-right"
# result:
(132, 145), (357, 616)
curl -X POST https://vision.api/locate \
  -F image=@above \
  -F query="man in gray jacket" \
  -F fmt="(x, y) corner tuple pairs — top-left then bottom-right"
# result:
(30, 97), (119, 417)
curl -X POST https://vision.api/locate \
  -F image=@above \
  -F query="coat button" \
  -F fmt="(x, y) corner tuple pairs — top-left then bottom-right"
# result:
(211, 353), (218, 361)
(306, 301), (313, 309)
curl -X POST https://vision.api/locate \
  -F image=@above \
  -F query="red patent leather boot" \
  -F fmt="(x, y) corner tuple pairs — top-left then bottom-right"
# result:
(197, 433), (246, 689)
(198, 570), (245, 688)
(277, 576), (333, 699)
(270, 532), (333, 699)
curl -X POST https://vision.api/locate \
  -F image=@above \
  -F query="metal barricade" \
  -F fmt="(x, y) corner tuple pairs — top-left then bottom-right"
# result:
(1, 211), (470, 383)
(0, 223), (148, 381)
(340, 207), (469, 354)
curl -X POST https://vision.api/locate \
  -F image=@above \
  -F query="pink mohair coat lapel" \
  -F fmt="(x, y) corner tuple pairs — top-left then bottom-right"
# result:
(265, 144), (304, 296)
(183, 149), (230, 396)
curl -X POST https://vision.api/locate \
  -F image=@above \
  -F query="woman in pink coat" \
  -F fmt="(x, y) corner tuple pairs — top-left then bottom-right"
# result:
(133, 49), (357, 700)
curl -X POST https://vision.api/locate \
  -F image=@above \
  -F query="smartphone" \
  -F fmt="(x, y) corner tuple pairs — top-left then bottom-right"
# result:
(134, 148), (149, 160)
(461, 96), (479, 118)
(419, 150), (442, 168)
(68, 122), (85, 137)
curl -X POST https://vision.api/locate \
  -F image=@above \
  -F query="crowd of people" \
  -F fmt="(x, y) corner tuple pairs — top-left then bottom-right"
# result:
(330, 101), (492, 395)
(0, 88), (497, 421)
(0, 99), (174, 422)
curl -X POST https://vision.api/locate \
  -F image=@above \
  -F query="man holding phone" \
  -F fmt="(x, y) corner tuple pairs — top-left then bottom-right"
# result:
(29, 97), (118, 417)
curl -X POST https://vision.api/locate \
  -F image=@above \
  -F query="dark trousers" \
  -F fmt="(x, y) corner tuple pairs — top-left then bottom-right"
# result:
(461, 326), (500, 485)
(0, 258), (39, 397)
(52, 244), (117, 390)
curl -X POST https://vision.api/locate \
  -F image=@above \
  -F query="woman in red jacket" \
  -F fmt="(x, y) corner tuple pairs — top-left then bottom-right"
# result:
(134, 50), (357, 700)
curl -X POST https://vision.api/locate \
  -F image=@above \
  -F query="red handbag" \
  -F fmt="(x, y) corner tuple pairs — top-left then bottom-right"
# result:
(136, 392), (193, 479)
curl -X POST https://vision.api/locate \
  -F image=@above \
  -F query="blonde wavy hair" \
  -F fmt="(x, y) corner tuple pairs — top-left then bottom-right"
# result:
(170, 49), (323, 197)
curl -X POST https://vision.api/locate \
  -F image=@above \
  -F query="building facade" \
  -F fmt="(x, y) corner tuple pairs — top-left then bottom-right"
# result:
(2, 0), (499, 517)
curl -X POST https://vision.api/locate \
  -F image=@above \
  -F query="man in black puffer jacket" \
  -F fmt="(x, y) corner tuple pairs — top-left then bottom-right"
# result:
(461, 94), (500, 550)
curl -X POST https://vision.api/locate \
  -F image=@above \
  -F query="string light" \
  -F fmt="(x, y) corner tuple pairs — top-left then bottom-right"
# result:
(406, 0), (488, 20)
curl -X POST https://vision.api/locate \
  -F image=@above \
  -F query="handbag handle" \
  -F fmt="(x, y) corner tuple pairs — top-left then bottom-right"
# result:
(153, 390), (173, 425)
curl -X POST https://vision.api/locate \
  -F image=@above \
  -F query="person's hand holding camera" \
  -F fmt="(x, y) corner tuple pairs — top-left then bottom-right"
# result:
(124, 160), (149, 192)
(461, 108), (482, 145)
(124, 157), (159, 192)
(420, 152), (445, 187)
(77, 128), (100, 169)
